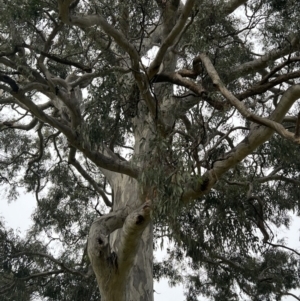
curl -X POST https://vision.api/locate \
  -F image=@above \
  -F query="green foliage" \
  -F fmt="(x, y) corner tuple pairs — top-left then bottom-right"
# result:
(0, 220), (100, 300)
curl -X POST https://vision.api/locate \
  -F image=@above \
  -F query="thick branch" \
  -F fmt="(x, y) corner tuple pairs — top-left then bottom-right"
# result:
(0, 74), (19, 92)
(154, 72), (227, 110)
(57, 0), (73, 22)
(117, 200), (152, 271)
(295, 112), (300, 138)
(62, 13), (140, 71)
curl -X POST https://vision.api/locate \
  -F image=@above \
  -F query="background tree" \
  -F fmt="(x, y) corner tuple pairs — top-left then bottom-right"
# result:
(1, 0), (300, 300)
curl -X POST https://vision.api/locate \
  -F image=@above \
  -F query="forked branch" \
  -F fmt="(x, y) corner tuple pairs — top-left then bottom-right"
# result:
(87, 200), (152, 299)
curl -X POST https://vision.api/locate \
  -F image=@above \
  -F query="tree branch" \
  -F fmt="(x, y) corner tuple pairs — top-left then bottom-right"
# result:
(26, 123), (44, 174)
(257, 175), (300, 185)
(117, 200), (152, 271)
(0, 282), (15, 295)
(279, 293), (300, 301)
(266, 243), (300, 257)
(9, 90), (140, 178)
(237, 70), (300, 101)
(0, 74), (19, 92)
(10, 251), (89, 278)
(295, 111), (300, 138)
(68, 147), (112, 207)
(18, 269), (64, 281)
(0, 117), (38, 131)
(154, 72), (227, 110)
(24, 44), (92, 73)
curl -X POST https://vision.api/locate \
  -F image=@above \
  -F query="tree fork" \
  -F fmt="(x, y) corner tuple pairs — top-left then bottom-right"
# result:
(88, 196), (152, 301)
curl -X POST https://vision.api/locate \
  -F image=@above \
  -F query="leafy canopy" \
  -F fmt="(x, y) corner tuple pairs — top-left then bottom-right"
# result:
(1, 0), (300, 300)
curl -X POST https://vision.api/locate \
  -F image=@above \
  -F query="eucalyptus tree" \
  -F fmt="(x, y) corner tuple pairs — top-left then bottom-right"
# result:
(1, 0), (300, 300)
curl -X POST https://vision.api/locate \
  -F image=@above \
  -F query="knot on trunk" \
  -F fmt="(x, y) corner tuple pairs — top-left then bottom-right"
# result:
(88, 232), (109, 259)
(135, 215), (145, 225)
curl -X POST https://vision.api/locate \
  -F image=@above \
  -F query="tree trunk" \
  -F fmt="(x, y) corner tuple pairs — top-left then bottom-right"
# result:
(110, 175), (153, 301)
(88, 128), (154, 300)
(125, 225), (153, 301)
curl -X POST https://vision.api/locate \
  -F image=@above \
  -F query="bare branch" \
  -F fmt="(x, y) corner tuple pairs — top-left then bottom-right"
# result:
(0, 117), (38, 131)
(68, 147), (112, 207)
(279, 293), (300, 301)
(10, 251), (89, 278)
(18, 270), (64, 281)
(25, 44), (92, 73)
(266, 242), (300, 257)
(257, 175), (300, 185)
(237, 70), (300, 101)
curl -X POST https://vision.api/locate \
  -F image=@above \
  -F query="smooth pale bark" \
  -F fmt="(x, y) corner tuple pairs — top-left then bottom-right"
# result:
(88, 175), (153, 301)
(110, 175), (153, 301)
